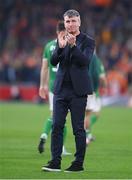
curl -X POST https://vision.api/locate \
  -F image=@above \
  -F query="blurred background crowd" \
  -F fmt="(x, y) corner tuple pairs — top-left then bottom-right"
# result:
(0, 0), (132, 103)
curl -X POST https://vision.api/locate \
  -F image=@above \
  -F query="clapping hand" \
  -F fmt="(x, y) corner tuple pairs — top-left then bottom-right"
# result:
(65, 33), (76, 47)
(58, 31), (67, 48)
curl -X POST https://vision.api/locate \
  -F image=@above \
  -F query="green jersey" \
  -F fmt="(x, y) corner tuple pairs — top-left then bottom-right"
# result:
(43, 39), (58, 92)
(89, 53), (105, 94)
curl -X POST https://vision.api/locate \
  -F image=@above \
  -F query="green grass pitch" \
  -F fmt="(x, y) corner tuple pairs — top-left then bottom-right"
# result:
(0, 102), (132, 179)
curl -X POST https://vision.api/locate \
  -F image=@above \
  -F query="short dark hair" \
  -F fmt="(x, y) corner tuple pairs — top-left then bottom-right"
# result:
(63, 9), (80, 18)
(56, 21), (65, 32)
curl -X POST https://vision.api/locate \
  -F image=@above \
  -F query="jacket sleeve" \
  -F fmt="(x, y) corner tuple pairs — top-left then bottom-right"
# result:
(50, 42), (65, 66)
(71, 37), (95, 67)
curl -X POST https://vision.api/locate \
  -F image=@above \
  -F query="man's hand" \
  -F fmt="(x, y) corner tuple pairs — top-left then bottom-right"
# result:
(39, 85), (48, 99)
(58, 31), (67, 48)
(65, 33), (76, 47)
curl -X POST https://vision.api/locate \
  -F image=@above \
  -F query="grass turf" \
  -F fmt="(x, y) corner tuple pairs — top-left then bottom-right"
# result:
(0, 102), (132, 179)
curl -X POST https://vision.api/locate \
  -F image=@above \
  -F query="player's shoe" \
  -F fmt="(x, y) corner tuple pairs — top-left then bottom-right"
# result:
(42, 160), (61, 172)
(62, 146), (72, 156)
(88, 133), (95, 141)
(89, 136), (96, 141)
(38, 138), (46, 153)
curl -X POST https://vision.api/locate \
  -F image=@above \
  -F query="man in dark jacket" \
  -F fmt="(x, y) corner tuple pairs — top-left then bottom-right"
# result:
(42, 9), (95, 172)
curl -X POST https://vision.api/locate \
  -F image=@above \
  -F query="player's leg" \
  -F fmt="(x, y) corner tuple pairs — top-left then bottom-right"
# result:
(40, 117), (52, 139)
(38, 116), (52, 153)
(88, 95), (102, 142)
(84, 110), (92, 145)
(38, 92), (53, 153)
(90, 95), (101, 128)
(84, 94), (94, 145)
(90, 113), (99, 128)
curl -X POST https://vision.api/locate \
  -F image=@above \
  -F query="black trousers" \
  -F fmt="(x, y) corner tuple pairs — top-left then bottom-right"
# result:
(51, 82), (87, 164)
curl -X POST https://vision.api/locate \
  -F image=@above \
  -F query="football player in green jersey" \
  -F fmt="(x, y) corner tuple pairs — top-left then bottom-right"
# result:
(84, 52), (107, 145)
(38, 21), (71, 155)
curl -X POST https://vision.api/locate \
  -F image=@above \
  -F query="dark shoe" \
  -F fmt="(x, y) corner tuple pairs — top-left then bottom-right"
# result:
(64, 161), (84, 172)
(38, 138), (45, 153)
(42, 160), (61, 172)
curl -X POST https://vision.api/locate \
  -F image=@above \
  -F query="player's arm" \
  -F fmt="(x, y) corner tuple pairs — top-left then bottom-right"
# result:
(39, 59), (49, 99)
(51, 32), (67, 66)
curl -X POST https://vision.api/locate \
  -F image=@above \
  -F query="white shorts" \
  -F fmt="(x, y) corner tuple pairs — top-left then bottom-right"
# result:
(86, 93), (101, 112)
(49, 92), (53, 111)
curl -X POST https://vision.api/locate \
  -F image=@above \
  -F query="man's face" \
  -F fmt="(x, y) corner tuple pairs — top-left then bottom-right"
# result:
(64, 16), (80, 34)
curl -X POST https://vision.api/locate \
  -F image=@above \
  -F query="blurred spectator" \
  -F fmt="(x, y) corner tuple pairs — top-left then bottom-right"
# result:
(107, 68), (128, 96)
(20, 55), (40, 85)
(106, 42), (122, 70)
(127, 64), (132, 86)
(0, 0), (131, 96)
(0, 51), (16, 83)
(10, 85), (21, 100)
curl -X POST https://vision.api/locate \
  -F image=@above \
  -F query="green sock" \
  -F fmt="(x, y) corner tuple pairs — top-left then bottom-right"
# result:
(90, 115), (97, 128)
(63, 125), (67, 144)
(41, 118), (52, 139)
